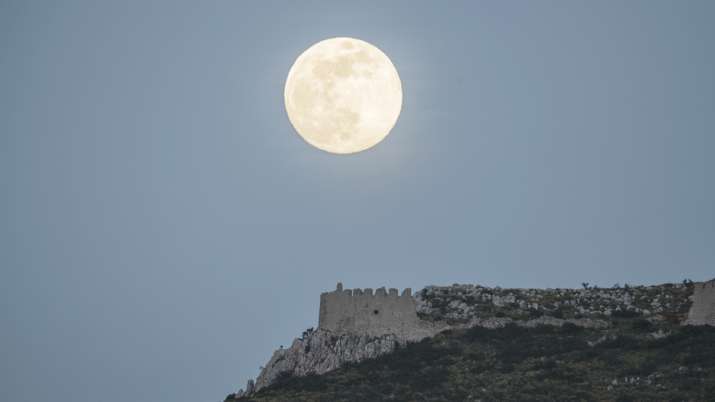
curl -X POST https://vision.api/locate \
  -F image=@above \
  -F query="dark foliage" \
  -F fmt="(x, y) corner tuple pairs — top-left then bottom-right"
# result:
(239, 325), (715, 401)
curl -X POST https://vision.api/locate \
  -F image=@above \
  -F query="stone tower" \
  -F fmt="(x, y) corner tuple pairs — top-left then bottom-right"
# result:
(318, 282), (425, 339)
(685, 280), (715, 326)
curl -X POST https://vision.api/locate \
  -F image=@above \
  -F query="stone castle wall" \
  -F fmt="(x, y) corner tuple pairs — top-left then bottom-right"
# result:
(319, 282), (434, 339)
(685, 280), (715, 326)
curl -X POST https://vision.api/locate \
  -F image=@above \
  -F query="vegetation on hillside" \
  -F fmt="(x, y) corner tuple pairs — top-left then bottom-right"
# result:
(417, 282), (695, 324)
(230, 323), (715, 401)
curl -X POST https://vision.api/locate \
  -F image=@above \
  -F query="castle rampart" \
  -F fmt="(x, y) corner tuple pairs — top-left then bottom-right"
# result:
(318, 279), (715, 340)
(685, 280), (715, 326)
(318, 282), (426, 339)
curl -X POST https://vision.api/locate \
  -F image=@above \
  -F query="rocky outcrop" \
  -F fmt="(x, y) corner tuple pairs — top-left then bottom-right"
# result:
(239, 329), (404, 395)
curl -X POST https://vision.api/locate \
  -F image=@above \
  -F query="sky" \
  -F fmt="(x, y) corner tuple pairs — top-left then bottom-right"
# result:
(2, 1), (714, 401)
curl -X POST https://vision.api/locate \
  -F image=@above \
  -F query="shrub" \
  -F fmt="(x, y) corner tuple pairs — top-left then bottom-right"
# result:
(631, 318), (653, 331)
(612, 309), (641, 318)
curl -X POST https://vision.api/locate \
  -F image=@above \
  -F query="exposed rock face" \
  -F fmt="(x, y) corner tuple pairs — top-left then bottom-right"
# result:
(253, 329), (403, 391)
(243, 316), (611, 395)
(461, 315), (610, 330)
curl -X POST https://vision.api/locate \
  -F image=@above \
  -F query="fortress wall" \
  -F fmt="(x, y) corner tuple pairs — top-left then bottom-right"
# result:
(686, 280), (715, 326)
(319, 283), (422, 338)
(317, 280), (715, 339)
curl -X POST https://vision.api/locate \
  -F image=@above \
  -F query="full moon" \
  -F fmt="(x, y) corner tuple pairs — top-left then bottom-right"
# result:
(284, 37), (402, 154)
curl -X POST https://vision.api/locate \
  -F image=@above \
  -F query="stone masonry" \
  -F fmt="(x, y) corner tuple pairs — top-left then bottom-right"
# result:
(685, 280), (715, 326)
(318, 282), (441, 341)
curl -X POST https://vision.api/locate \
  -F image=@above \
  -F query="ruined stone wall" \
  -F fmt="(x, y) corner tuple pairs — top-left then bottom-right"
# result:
(319, 283), (435, 340)
(685, 280), (715, 326)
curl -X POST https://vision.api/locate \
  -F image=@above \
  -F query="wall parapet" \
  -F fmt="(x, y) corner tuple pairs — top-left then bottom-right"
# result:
(323, 282), (413, 300)
(693, 280), (715, 290)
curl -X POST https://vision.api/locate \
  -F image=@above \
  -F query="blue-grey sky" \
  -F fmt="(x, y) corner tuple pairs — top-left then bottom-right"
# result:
(2, 1), (714, 401)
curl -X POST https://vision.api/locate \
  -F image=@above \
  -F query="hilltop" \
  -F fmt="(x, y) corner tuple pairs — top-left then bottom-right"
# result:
(227, 280), (715, 401)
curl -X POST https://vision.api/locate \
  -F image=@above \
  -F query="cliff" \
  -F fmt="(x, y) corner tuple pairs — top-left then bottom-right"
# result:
(252, 329), (400, 391)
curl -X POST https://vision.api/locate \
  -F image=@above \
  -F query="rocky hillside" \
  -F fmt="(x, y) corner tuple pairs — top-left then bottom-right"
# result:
(230, 322), (715, 401)
(251, 329), (402, 392)
(416, 282), (693, 326)
(228, 280), (712, 400)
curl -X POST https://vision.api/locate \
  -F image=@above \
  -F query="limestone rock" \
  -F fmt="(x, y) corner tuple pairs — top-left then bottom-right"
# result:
(244, 380), (254, 395)
(253, 329), (403, 392)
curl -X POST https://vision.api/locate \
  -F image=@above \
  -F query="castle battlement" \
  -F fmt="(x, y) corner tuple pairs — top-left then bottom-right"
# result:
(693, 280), (715, 290)
(318, 282), (423, 338)
(327, 283), (412, 299)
